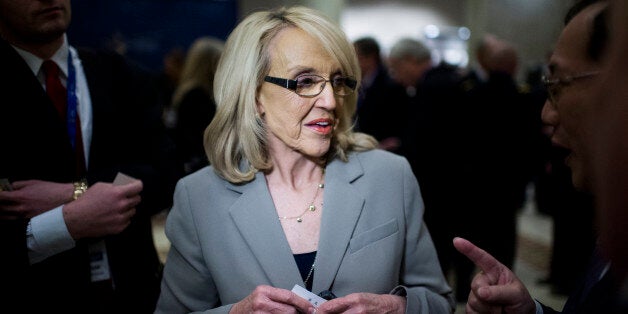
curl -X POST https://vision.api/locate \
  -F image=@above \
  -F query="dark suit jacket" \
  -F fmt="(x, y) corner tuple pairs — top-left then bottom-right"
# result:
(354, 65), (407, 151)
(174, 86), (216, 174)
(540, 249), (625, 314)
(0, 38), (181, 313)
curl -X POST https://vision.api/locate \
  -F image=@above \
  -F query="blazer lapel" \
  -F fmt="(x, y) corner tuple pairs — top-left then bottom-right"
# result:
(227, 172), (304, 289)
(313, 155), (365, 293)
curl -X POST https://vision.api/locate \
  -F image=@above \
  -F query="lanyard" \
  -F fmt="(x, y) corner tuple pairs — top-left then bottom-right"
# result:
(66, 50), (79, 149)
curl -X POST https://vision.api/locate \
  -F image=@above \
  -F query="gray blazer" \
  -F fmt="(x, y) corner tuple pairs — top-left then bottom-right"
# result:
(156, 149), (455, 313)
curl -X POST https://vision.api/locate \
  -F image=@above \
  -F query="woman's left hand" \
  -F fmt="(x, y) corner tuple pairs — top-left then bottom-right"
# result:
(314, 293), (406, 314)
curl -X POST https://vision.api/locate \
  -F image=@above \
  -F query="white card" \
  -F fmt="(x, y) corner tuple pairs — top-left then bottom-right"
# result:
(291, 284), (327, 307)
(89, 240), (111, 282)
(113, 172), (136, 186)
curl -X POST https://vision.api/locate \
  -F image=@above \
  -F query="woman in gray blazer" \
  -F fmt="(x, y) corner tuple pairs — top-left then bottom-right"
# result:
(156, 6), (455, 314)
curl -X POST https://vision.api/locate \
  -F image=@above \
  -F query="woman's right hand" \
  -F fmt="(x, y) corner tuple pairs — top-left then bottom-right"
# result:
(230, 285), (315, 314)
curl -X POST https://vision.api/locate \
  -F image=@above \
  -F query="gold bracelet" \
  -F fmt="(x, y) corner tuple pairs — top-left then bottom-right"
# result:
(72, 180), (88, 200)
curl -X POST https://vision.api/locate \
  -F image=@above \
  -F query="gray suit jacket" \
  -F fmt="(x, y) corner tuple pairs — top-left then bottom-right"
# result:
(156, 149), (455, 313)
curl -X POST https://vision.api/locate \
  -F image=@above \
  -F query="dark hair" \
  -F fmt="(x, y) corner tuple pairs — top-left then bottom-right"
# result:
(589, 7), (608, 61)
(565, 0), (609, 62)
(353, 37), (381, 58)
(565, 0), (599, 24)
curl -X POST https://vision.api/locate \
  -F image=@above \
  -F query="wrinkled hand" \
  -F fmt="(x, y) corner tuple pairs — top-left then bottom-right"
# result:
(230, 285), (314, 314)
(0, 180), (73, 219)
(63, 180), (142, 239)
(315, 293), (405, 314)
(453, 237), (536, 314)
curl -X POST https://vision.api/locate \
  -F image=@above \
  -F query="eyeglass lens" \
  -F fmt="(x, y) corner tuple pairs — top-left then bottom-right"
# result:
(543, 72), (599, 104)
(296, 75), (353, 97)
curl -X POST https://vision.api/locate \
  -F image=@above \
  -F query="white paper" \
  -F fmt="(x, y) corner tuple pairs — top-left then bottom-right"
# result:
(291, 284), (327, 307)
(89, 240), (111, 282)
(113, 172), (136, 186)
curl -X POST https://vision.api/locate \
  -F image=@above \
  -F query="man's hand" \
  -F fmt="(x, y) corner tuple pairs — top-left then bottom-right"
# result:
(0, 180), (73, 219)
(63, 180), (143, 239)
(453, 237), (536, 314)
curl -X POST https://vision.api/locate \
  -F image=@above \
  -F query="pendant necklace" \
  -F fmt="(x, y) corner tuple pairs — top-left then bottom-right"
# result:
(278, 168), (325, 223)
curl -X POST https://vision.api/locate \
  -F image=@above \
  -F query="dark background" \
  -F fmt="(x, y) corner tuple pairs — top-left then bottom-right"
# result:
(68, 0), (238, 72)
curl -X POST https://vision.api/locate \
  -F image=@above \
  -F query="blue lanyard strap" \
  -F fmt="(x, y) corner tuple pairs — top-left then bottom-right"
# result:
(66, 50), (78, 149)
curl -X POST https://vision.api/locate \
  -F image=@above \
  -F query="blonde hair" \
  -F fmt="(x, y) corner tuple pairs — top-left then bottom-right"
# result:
(171, 37), (224, 110)
(205, 6), (376, 183)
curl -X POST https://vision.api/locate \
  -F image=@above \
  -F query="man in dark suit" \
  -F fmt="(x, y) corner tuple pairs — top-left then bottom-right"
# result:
(386, 36), (470, 299)
(0, 0), (180, 313)
(453, 0), (624, 313)
(352, 37), (407, 154)
(458, 36), (542, 296)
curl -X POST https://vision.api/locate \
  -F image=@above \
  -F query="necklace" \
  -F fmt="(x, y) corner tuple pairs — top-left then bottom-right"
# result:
(304, 253), (317, 286)
(278, 168), (325, 223)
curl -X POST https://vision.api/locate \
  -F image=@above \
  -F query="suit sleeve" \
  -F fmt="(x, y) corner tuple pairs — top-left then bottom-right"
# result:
(155, 179), (232, 314)
(394, 158), (456, 313)
(0, 219), (30, 301)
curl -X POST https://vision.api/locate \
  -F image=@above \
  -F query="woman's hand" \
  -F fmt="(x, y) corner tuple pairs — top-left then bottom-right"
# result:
(315, 293), (406, 314)
(230, 285), (315, 314)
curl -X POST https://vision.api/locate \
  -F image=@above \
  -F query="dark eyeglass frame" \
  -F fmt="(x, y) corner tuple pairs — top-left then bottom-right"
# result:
(264, 74), (357, 98)
(541, 71), (600, 104)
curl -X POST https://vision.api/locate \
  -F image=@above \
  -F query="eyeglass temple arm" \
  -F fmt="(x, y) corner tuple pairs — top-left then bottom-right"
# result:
(264, 76), (297, 90)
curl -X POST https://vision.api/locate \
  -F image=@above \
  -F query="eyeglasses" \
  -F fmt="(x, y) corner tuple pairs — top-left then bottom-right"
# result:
(264, 74), (357, 98)
(541, 71), (599, 104)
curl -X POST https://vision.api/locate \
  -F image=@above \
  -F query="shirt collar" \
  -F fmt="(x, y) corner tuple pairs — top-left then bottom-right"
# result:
(12, 34), (70, 77)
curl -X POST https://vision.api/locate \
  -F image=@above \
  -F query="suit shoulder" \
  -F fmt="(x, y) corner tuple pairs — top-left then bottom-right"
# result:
(352, 149), (410, 172)
(178, 166), (222, 189)
(353, 149), (406, 162)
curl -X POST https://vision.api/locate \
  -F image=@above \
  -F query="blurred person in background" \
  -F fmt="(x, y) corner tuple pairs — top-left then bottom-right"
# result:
(170, 36), (224, 174)
(352, 36), (407, 153)
(387, 37), (469, 302)
(455, 34), (534, 301)
(159, 46), (185, 129)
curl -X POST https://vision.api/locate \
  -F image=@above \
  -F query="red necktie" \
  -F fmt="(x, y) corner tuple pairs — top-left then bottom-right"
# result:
(42, 60), (67, 119)
(42, 60), (87, 177)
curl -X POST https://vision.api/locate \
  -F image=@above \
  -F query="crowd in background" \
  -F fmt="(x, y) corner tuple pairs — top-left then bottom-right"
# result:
(350, 33), (596, 301)
(3, 0), (622, 312)
(156, 25), (597, 305)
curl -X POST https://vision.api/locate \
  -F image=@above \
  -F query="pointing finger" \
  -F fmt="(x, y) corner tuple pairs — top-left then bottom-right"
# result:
(453, 237), (504, 281)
